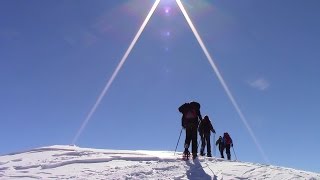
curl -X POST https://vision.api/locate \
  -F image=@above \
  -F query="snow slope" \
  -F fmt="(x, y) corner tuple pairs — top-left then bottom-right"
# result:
(0, 145), (319, 179)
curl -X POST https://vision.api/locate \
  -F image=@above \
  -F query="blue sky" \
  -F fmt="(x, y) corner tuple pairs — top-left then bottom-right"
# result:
(1, 0), (319, 173)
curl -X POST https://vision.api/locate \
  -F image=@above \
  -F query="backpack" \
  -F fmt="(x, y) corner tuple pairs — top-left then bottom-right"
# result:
(185, 108), (197, 119)
(224, 133), (232, 145)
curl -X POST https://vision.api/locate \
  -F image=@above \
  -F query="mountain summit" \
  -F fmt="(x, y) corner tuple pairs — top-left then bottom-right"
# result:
(0, 145), (319, 179)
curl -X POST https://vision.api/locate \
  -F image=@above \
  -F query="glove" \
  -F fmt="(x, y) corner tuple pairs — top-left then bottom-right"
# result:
(231, 143), (233, 147)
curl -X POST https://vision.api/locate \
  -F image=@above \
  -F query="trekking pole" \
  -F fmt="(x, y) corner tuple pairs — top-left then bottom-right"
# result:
(174, 128), (183, 156)
(232, 146), (238, 161)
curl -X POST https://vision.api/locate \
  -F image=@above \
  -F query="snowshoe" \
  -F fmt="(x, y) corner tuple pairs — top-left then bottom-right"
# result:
(182, 150), (191, 160)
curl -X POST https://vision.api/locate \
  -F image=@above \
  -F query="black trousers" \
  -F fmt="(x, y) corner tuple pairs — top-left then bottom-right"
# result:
(225, 144), (231, 160)
(219, 145), (224, 158)
(200, 133), (211, 155)
(184, 125), (198, 155)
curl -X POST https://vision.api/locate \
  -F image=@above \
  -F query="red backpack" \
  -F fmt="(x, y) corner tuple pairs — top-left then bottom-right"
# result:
(224, 133), (232, 145)
(185, 108), (197, 119)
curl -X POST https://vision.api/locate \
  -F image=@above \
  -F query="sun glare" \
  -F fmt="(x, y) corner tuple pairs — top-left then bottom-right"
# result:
(72, 0), (269, 163)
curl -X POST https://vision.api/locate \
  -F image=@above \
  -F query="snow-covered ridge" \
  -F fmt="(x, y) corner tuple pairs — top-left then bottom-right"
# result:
(0, 145), (319, 179)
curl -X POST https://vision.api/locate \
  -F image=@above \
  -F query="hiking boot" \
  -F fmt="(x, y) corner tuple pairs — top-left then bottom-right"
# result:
(200, 151), (205, 156)
(183, 149), (190, 156)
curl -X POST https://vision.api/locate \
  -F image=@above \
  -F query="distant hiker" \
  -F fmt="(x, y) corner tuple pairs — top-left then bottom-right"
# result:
(178, 101), (202, 159)
(198, 115), (216, 157)
(223, 132), (233, 160)
(215, 136), (225, 158)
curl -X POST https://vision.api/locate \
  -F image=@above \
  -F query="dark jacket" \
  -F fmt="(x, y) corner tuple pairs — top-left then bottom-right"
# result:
(216, 136), (224, 150)
(198, 116), (215, 137)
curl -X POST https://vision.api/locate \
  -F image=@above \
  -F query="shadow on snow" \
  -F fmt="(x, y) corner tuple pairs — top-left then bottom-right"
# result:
(185, 159), (212, 180)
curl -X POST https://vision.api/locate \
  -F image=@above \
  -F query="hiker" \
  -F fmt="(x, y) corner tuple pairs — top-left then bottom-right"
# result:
(198, 115), (216, 157)
(223, 132), (233, 160)
(178, 101), (202, 159)
(215, 136), (225, 158)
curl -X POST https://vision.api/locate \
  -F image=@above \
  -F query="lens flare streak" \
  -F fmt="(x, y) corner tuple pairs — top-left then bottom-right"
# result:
(176, 0), (269, 163)
(72, 0), (161, 145)
(72, 0), (269, 163)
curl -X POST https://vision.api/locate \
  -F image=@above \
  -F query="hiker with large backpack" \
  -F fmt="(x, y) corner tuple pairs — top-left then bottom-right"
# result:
(198, 115), (216, 157)
(215, 136), (225, 158)
(178, 101), (202, 159)
(223, 132), (233, 160)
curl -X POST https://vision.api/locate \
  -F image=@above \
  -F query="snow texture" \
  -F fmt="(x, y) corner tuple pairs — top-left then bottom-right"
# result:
(0, 145), (319, 179)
